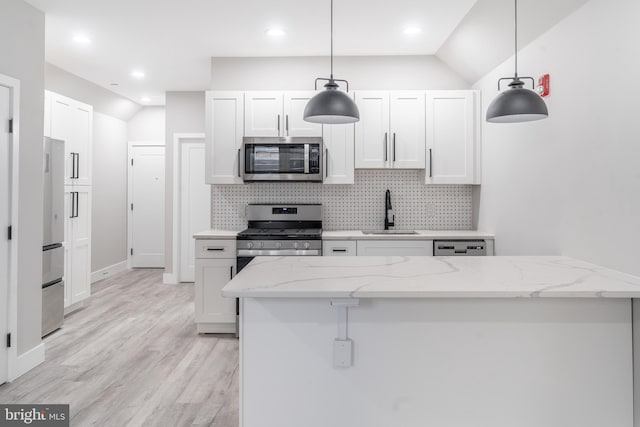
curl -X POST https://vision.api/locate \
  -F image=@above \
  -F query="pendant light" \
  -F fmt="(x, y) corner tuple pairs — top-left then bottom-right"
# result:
(303, 0), (359, 124)
(486, 0), (548, 123)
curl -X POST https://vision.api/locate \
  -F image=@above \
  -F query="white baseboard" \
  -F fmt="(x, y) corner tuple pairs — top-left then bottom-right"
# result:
(9, 343), (45, 381)
(91, 260), (128, 283)
(163, 272), (178, 284)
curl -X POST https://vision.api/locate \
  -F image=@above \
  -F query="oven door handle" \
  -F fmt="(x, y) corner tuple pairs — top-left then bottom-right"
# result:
(304, 143), (310, 174)
(237, 249), (321, 257)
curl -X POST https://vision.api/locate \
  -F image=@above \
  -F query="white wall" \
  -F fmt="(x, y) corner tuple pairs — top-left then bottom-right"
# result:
(164, 92), (205, 274)
(128, 106), (165, 142)
(45, 63), (140, 121)
(0, 0), (44, 355)
(92, 112), (128, 272)
(474, 0), (640, 276)
(211, 55), (469, 90)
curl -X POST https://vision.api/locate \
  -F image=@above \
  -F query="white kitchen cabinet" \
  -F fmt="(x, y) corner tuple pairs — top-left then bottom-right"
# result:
(205, 91), (244, 184)
(355, 91), (425, 169)
(425, 90), (481, 184)
(357, 240), (433, 256)
(322, 122), (355, 185)
(283, 91), (323, 137)
(194, 238), (236, 334)
(49, 91), (93, 186)
(64, 186), (92, 309)
(244, 91), (322, 138)
(44, 90), (51, 138)
(323, 240), (357, 256)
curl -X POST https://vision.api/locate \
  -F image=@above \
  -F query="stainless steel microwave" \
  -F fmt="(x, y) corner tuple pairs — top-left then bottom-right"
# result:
(241, 137), (323, 182)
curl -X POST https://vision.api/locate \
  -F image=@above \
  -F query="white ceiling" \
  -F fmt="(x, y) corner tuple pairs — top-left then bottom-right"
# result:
(24, 0), (477, 105)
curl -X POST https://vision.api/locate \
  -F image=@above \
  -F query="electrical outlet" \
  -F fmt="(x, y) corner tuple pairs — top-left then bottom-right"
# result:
(426, 203), (436, 218)
(333, 339), (353, 368)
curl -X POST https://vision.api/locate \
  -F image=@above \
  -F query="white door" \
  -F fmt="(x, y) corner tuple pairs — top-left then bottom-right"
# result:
(51, 96), (75, 184)
(283, 91), (322, 137)
(129, 145), (165, 268)
(180, 141), (211, 282)
(0, 85), (11, 384)
(205, 91), (244, 184)
(355, 92), (390, 169)
(244, 92), (283, 137)
(70, 187), (91, 304)
(426, 91), (477, 184)
(71, 103), (92, 186)
(390, 92), (426, 169)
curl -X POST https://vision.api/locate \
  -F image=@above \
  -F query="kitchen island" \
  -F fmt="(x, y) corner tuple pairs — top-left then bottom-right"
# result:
(222, 256), (640, 427)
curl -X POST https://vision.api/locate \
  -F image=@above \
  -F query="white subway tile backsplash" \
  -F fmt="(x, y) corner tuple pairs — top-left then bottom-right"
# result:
(211, 170), (472, 230)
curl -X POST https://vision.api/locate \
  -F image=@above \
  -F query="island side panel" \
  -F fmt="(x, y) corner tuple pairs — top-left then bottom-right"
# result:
(240, 297), (633, 427)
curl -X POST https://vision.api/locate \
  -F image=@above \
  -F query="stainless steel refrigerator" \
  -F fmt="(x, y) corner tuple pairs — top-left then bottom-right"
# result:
(42, 137), (65, 337)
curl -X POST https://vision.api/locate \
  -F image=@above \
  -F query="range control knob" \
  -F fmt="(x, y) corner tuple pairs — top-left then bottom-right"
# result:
(304, 242), (310, 249)
(260, 242), (265, 249)
(293, 242), (299, 249)
(247, 242), (254, 249)
(276, 242), (282, 249)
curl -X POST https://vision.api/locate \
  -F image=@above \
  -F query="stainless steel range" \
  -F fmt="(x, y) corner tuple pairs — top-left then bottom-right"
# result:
(236, 204), (323, 267)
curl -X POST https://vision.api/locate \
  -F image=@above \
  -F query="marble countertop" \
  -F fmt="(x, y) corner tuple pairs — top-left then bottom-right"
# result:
(221, 256), (640, 299)
(193, 230), (239, 239)
(322, 230), (495, 240)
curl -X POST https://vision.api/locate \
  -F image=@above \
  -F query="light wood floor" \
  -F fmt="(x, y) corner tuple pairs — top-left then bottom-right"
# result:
(0, 269), (239, 427)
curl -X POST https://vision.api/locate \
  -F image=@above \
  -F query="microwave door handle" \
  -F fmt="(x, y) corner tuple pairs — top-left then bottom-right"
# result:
(304, 144), (310, 174)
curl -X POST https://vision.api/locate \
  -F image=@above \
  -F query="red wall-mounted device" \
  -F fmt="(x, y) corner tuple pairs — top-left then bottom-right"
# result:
(536, 74), (550, 97)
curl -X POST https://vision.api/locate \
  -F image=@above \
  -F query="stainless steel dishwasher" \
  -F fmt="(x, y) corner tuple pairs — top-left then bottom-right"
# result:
(434, 240), (487, 256)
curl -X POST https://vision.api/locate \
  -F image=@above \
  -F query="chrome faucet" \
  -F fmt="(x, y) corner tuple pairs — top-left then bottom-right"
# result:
(384, 189), (395, 230)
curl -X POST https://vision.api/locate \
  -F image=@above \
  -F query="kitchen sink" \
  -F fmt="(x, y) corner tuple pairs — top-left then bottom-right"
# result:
(361, 230), (419, 235)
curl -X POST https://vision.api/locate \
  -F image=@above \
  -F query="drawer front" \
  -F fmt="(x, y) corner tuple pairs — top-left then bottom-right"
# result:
(323, 240), (357, 256)
(357, 240), (433, 256)
(195, 239), (236, 259)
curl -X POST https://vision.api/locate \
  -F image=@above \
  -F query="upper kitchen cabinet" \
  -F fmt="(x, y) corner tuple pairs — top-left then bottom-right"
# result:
(47, 90), (93, 186)
(322, 122), (355, 185)
(355, 91), (425, 169)
(244, 91), (322, 138)
(205, 91), (244, 184)
(425, 90), (481, 185)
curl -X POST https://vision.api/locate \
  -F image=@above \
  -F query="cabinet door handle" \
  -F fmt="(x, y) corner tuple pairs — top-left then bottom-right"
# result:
(76, 153), (80, 179)
(70, 153), (76, 179)
(206, 247), (225, 252)
(332, 248), (347, 253)
(237, 148), (242, 178)
(429, 148), (433, 178)
(286, 115), (289, 135)
(384, 133), (388, 162)
(75, 192), (79, 218)
(69, 192), (75, 219)
(230, 265), (234, 279)
(277, 114), (281, 135)
(393, 133), (396, 162)
(324, 148), (328, 178)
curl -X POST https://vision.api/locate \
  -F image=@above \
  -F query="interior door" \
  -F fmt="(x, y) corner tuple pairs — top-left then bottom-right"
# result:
(129, 145), (165, 268)
(0, 84), (11, 384)
(180, 140), (211, 282)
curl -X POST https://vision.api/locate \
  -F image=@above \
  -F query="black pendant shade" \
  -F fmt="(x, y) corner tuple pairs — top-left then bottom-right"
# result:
(303, 0), (359, 124)
(304, 80), (359, 124)
(486, 0), (548, 124)
(486, 78), (548, 123)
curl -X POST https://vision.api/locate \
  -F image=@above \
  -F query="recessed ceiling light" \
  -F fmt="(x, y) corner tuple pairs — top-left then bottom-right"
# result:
(73, 34), (91, 44)
(266, 28), (286, 37)
(131, 70), (145, 79)
(141, 97), (151, 103)
(403, 27), (421, 36)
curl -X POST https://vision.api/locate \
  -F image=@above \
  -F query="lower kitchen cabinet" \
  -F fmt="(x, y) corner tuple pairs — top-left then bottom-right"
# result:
(194, 238), (237, 334)
(323, 240), (357, 256)
(356, 240), (434, 256)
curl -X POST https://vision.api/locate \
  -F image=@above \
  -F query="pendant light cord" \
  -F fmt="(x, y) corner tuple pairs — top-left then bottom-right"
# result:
(514, 0), (518, 79)
(330, 0), (334, 79)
